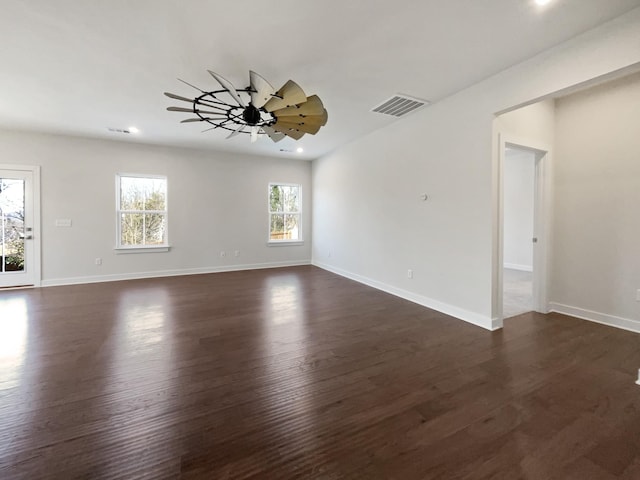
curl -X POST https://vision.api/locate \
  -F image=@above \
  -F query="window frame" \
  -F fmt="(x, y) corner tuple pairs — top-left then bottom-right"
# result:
(115, 173), (170, 253)
(267, 182), (303, 245)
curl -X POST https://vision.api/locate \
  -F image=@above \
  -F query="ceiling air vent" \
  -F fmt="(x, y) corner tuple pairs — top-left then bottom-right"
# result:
(371, 94), (429, 117)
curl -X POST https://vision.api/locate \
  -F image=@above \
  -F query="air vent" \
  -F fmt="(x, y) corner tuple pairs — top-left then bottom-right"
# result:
(371, 94), (429, 117)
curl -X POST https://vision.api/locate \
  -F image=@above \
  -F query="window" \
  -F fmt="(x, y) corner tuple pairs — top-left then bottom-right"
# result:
(268, 183), (301, 243)
(116, 174), (168, 250)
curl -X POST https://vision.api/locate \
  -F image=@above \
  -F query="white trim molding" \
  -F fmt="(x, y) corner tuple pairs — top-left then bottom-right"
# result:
(313, 261), (496, 331)
(114, 246), (171, 254)
(550, 302), (640, 334)
(503, 263), (533, 272)
(41, 260), (311, 287)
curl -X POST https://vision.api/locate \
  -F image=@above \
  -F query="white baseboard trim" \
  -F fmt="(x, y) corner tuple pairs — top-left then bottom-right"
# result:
(491, 317), (504, 330)
(503, 263), (533, 272)
(549, 302), (640, 334)
(313, 261), (495, 331)
(41, 260), (311, 287)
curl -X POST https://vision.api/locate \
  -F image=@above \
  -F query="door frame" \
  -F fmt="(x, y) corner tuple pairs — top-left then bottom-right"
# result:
(493, 134), (551, 328)
(0, 164), (41, 287)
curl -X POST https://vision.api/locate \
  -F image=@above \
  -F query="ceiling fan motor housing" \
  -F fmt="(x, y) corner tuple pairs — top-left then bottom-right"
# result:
(242, 104), (262, 125)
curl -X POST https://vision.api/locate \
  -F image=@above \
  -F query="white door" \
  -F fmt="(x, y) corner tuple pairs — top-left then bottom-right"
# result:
(0, 168), (36, 287)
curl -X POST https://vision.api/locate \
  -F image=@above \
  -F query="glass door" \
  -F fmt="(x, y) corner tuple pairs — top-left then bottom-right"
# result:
(0, 169), (35, 287)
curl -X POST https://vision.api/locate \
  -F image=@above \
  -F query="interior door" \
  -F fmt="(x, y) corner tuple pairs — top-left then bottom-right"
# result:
(0, 169), (35, 287)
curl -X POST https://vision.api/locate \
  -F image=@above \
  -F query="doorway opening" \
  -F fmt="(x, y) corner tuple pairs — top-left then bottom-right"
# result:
(502, 145), (538, 318)
(494, 135), (550, 327)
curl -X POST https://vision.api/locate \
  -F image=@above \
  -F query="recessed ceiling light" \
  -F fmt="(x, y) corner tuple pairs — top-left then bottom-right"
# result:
(128, 126), (140, 134)
(535, 0), (551, 5)
(296, 147), (304, 153)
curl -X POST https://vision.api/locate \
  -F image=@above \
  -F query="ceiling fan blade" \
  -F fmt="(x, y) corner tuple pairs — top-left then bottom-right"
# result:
(272, 95), (325, 117)
(180, 117), (227, 123)
(167, 106), (223, 115)
(303, 110), (328, 127)
(167, 106), (194, 113)
(226, 124), (246, 139)
(249, 71), (275, 109)
(275, 110), (328, 128)
(164, 92), (194, 103)
(178, 78), (205, 92)
(208, 70), (246, 107)
(271, 123), (305, 140)
(263, 80), (307, 112)
(284, 130), (305, 141)
(262, 126), (286, 143)
(274, 119), (321, 135)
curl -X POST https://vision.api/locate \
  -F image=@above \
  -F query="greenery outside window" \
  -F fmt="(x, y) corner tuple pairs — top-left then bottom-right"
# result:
(269, 183), (301, 243)
(116, 174), (168, 250)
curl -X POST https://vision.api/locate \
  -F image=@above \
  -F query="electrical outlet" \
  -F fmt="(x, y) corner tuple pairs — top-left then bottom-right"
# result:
(220, 251), (226, 258)
(234, 250), (240, 257)
(95, 258), (102, 265)
(407, 269), (413, 279)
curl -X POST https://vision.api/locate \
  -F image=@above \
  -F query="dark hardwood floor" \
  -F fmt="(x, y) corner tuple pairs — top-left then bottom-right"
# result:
(1, 265), (639, 479)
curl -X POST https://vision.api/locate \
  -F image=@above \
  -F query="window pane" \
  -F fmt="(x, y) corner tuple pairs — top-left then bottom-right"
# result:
(269, 185), (283, 212)
(120, 177), (166, 211)
(0, 178), (25, 272)
(120, 177), (144, 211)
(144, 214), (166, 245)
(284, 214), (300, 240)
(120, 213), (144, 246)
(282, 186), (300, 213)
(145, 179), (166, 211)
(270, 214), (285, 240)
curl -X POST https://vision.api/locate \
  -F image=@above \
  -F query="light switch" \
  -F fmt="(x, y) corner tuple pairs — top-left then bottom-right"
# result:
(55, 219), (72, 227)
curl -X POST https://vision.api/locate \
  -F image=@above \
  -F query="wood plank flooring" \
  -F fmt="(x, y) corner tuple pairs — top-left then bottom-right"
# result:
(0, 265), (639, 479)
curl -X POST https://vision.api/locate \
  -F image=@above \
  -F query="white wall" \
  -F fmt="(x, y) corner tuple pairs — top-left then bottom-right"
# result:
(312, 8), (640, 330)
(551, 71), (640, 329)
(503, 149), (535, 271)
(495, 100), (556, 148)
(0, 130), (312, 285)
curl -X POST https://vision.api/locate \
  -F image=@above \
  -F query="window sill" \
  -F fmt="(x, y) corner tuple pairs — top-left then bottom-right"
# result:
(267, 241), (304, 247)
(115, 246), (171, 254)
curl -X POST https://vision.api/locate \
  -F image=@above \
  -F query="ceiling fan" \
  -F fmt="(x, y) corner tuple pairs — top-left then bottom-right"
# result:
(165, 70), (328, 143)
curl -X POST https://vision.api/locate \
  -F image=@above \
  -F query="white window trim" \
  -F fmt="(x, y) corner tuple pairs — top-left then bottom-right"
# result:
(267, 182), (303, 245)
(114, 246), (170, 254)
(115, 173), (170, 252)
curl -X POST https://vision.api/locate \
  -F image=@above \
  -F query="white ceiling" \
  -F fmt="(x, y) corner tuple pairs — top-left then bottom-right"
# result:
(1, 0), (639, 160)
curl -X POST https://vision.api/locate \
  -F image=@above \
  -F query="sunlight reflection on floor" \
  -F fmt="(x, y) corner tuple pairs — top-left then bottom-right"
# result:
(0, 296), (28, 389)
